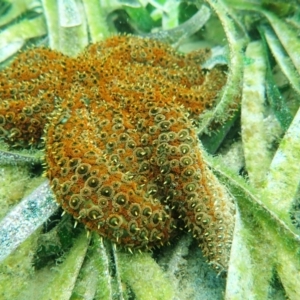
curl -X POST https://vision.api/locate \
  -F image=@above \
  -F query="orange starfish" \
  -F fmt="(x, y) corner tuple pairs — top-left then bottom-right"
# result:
(0, 35), (235, 270)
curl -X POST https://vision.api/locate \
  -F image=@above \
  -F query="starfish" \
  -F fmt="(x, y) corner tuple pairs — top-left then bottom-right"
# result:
(0, 35), (235, 270)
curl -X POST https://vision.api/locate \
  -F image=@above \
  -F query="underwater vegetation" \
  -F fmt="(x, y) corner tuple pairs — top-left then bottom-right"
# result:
(0, 0), (300, 299)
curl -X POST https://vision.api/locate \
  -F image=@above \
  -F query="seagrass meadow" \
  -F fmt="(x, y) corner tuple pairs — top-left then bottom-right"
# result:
(0, 1), (300, 299)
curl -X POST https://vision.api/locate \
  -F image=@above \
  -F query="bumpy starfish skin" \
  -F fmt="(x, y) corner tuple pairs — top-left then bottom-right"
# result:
(0, 36), (235, 269)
